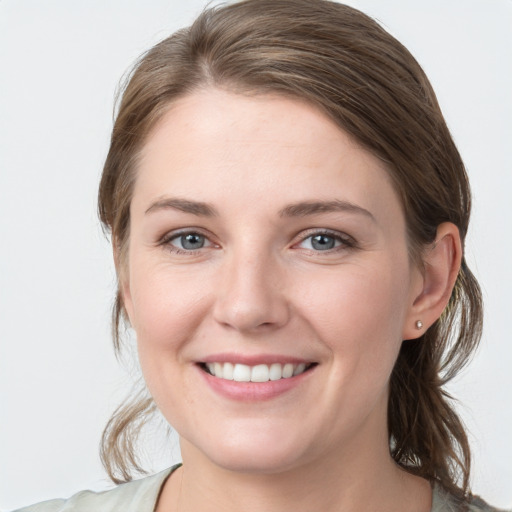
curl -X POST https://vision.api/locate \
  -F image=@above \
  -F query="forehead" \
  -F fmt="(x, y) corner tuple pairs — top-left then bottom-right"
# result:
(133, 88), (401, 222)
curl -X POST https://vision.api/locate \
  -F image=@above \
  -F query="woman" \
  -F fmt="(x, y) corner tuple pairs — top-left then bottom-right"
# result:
(12, 1), (509, 511)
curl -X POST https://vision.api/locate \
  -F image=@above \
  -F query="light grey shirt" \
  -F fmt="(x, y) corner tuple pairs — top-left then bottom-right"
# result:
(13, 466), (507, 512)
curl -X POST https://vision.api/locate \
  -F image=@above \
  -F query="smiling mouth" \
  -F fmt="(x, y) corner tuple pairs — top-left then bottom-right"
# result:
(200, 362), (316, 382)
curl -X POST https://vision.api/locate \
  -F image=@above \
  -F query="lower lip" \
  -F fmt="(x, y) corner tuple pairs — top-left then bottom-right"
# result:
(198, 365), (314, 401)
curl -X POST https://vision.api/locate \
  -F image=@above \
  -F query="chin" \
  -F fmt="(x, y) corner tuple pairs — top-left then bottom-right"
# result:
(209, 448), (306, 475)
(183, 424), (315, 475)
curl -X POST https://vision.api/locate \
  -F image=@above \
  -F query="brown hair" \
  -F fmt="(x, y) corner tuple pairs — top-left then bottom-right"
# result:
(98, 0), (483, 498)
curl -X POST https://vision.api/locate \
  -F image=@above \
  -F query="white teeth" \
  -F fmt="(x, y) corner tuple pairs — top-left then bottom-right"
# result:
(214, 362), (224, 379)
(282, 363), (294, 378)
(251, 364), (269, 382)
(223, 362), (234, 380)
(205, 362), (310, 382)
(269, 363), (282, 381)
(233, 363), (251, 382)
(293, 363), (306, 376)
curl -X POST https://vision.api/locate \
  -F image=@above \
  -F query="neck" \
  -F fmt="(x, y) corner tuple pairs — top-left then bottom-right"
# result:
(157, 433), (431, 512)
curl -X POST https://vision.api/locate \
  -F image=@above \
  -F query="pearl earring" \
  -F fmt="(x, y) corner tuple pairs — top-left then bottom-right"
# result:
(415, 320), (423, 330)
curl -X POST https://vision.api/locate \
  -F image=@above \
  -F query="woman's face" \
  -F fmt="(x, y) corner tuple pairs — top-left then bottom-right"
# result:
(123, 89), (424, 473)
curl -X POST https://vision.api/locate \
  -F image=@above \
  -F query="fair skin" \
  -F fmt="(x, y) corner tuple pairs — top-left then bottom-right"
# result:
(120, 89), (461, 512)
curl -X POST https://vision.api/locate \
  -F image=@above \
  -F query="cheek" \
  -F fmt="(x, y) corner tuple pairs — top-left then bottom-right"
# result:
(299, 263), (411, 422)
(298, 261), (411, 376)
(127, 256), (212, 354)
(126, 259), (214, 418)
(302, 262), (410, 333)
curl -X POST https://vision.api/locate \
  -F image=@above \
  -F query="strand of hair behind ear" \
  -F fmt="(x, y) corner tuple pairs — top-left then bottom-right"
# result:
(389, 259), (483, 499)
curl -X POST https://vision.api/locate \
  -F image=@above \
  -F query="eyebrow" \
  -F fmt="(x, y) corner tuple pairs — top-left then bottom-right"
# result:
(145, 197), (375, 222)
(145, 197), (218, 216)
(279, 199), (375, 221)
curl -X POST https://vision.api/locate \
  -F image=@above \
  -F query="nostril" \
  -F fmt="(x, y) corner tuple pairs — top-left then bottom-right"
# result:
(213, 301), (289, 333)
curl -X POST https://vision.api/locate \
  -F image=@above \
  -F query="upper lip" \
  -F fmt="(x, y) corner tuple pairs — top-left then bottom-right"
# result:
(200, 353), (314, 366)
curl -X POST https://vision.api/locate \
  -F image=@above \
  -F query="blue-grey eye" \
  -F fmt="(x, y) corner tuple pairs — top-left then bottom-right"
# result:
(298, 233), (344, 251)
(177, 233), (206, 250)
(311, 234), (336, 250)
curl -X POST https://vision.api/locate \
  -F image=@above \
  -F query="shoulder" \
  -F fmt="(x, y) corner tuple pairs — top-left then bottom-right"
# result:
(432, 484), (511, 512)
(12, 467), (175, 512)
(467, 495), (511, 512)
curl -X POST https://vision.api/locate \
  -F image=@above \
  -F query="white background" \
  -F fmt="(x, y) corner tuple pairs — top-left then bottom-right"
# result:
(1, 1), (511, 510)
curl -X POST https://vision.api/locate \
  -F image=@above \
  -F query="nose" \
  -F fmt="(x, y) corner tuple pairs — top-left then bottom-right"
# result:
(212, 249), (290, 333)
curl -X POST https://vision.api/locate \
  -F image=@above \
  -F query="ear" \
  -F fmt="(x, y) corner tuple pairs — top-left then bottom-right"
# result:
(402, 222), (462, 340)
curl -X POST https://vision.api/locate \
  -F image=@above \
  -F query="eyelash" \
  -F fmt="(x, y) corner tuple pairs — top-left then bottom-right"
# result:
(159, 229), (357, 255)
